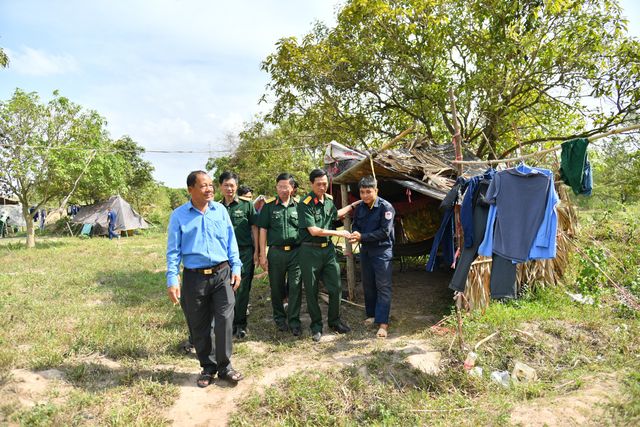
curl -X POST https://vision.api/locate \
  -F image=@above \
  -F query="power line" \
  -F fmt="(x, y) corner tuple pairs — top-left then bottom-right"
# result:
(0, 142), (317, 154)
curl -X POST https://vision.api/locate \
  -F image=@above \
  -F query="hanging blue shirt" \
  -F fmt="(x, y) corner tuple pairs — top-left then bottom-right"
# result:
(479, 166), (558, 262)
(527, 168), (558, 260)
(580, 160), (593, 196)
(477, 165), (549, 263)
(166, 200), (242, 287)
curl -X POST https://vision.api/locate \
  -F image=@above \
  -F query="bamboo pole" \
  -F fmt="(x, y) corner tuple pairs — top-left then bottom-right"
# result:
(452, 123), (640, 166)
(449, 87), (466, 351)
(449, 88), (463, 176)
(378, 124), (416, 152)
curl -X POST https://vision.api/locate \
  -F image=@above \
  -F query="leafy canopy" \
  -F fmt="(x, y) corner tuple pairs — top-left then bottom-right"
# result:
(262, 0), (640, 158)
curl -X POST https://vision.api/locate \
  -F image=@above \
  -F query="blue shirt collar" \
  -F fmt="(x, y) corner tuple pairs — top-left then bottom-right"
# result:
(189, 200), (216, 212)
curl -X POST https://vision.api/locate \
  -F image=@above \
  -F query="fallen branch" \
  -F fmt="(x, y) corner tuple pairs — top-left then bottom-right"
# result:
(410, 407), (473, 413)
(474, 331), (500, 351)
(319, 292), (365, 308)
(514, 329), (536, 340)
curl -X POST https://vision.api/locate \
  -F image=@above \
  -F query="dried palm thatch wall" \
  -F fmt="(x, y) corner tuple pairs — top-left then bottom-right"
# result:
(463, 179), (577, 310)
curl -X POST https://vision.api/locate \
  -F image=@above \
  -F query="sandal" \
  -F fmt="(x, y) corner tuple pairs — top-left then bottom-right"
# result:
(218, 368), (244, 382)
(376, 327), (388, 339)
(196, 372), (214, 388)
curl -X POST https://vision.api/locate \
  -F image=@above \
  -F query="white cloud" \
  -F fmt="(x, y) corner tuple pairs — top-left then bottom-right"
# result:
(0, 1), (341, 187)
(6, 47), (79, 76)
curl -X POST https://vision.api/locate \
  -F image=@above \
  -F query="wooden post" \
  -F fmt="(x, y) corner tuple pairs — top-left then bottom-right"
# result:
(448, 87), (463, 175)
(341, 184), (356, 301)
(449, 87), (466, 351)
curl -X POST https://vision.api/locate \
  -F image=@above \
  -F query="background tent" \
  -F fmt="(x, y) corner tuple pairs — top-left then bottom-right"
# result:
(71, 195), (149, 236)
(0, 196), (19, 205)
(0, 204), (27, 227)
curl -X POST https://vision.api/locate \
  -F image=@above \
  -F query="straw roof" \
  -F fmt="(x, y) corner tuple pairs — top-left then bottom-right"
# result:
(331, 137), (485, 199)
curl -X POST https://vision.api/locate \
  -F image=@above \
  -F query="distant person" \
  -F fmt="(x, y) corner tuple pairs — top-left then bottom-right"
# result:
(292, 179), (299, 197)
(39, 209), (46, 231)
(297, 168), (359, 342)
(166, 170), (244, 387)
(107, 208), (118, 239)
(349, 176), (395, 339)
(219, 171), (259, 339)
(237, 185), (253, 199)
(0, 211), (8, 238)
(257, 173), (302, 335)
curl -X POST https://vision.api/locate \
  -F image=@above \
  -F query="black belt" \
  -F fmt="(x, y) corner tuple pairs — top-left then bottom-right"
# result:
(270, 244), (299, 251)
(301, 241), (330, 248)
(184, 261), (229, 275)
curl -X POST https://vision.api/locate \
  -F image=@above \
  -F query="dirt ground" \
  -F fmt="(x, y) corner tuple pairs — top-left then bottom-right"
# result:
(1, 264), (624, 426)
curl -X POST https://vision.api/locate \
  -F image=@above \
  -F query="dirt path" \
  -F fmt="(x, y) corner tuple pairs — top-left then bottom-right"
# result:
(165, 334), (442, 427)
(168, 354), (334, 427)
(510, 374), (621, 426)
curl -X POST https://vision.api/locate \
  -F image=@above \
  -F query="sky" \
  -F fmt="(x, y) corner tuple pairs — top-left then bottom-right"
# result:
(0, 0), (342, 187)
(0, 0), (638, 188)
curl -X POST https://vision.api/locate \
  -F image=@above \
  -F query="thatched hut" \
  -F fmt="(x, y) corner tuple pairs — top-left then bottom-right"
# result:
(325, 138), (575, 309)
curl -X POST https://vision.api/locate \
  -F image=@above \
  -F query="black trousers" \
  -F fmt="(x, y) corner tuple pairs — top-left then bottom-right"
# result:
(449, 204), (517, 298)
(181, 265), (235, 374)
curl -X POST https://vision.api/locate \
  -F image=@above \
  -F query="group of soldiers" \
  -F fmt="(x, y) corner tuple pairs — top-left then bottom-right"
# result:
(166, 168), (395, 387)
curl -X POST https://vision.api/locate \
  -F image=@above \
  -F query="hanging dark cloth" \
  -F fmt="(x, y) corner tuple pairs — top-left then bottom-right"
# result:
(426, 178), (464, 272)
(449, 178), (516, 298)
(460, 169), (495, 249)
(425, 207), (455, 272)
(559, 137), (590, 195)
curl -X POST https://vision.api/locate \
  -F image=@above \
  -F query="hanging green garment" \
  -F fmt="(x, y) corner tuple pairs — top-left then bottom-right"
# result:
(559, 138), (589, 195)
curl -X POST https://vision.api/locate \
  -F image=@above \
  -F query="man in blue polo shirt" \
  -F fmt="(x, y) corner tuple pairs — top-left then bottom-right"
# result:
(166, 170), (244, 387)
(349, 176), (395, 339)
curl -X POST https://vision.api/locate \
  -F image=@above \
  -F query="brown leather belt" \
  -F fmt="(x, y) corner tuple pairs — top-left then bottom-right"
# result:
(184, 261), (229, 275)
(270, 244), (299, 251)
(301, 242), (330, 248)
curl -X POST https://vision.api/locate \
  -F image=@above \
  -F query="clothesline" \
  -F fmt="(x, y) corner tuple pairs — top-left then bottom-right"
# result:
(451, 123), (640, 166)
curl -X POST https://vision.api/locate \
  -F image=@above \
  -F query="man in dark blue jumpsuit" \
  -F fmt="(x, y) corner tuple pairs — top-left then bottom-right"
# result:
(349, 176), (395, 338)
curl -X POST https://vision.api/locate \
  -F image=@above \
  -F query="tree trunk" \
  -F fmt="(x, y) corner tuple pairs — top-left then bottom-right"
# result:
(22, 204), (36, 248)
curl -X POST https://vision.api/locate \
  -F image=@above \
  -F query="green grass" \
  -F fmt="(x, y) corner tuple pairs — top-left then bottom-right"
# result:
(1, 200), (640, 426)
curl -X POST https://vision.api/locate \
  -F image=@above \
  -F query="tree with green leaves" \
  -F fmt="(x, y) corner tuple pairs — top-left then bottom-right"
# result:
(0, 47), (8, 68)
(591, 136), (640, 204)
(207, 121), (318, 196)
(262, 0), (640, 158)
(0, 89), (118, 247)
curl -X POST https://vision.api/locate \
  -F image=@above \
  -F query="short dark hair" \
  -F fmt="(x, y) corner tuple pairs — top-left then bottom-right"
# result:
(358, 176), (377, 189)
(309, 168), (327, 183)
(187, 170), (208, 187)
(238, 185), (253, 196)
(276, 172), (295, 186)
(218, 171), (238, 185)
